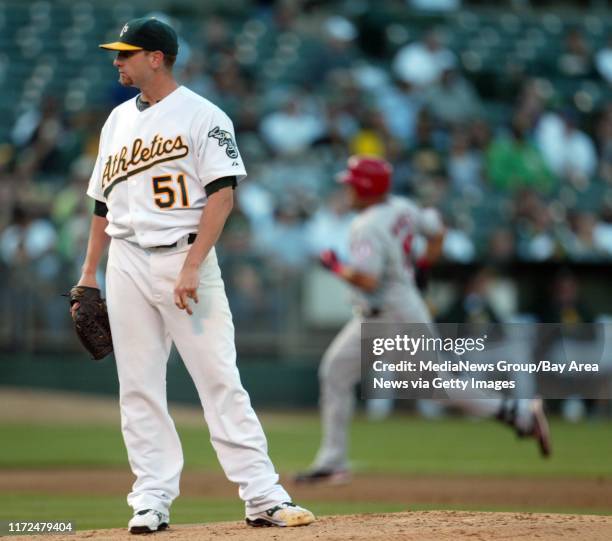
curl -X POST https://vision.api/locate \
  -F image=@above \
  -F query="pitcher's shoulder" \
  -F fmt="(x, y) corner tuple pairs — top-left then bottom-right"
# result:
(178, 87), (229, 119)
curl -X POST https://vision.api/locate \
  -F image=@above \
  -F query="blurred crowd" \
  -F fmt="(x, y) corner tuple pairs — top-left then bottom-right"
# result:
(1, 1), (612, 347)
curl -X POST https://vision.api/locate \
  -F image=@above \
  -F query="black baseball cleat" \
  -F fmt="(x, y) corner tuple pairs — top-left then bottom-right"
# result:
(294, 467), (351, 485)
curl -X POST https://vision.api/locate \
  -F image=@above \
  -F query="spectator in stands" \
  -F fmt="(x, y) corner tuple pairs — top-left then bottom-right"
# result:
(304, 189), (354, 260)
(595, 104), (612, 183)
(441, 214), (476, 263)
(516, 214), (557, 261)
(512, 190), (558, 261)
(558, 28), (594, 78)
(0, 205), (58, 275)
(447, 128), (484, 193)
(209, 60), (252, 120)
(313, 16), (359, 77)
(535, 109), (598, 183)
(217, 206), (254, 266)
(392, 29), (456, 88)
(11, 97), (67, 180)
(58, 203), (93, 282)
(373, 78), (423, 146)
(593, 205), (612, 256)
(226, 261), (283, 329)
(515, 79), (547, 127)
(51, 156), (94, 226)
(442, 226), (476, 263)
(537, 269), (593, 324)
(235, 177), (275, 231)
(437, 267), (501, 324)
(316, 101), (359, 151)
(595, 36), (612, 85)
(407, 109), (447, 189)
(52, 156), (96, 281)
(260, 96), (324, 155)
(487, 227), (516, 263)
(253, 203), (311, 272)
(0, 205), (63, 348)
(177, 55), (215, 99)
(198, 15), (233, 58)
(486, 112), (554, 192)
(424, 66), (482, 126)
(348, 109), (397, 158)
(271, 0), (300, 32)
(558, 211), (609, 261)
(0, 206), (31, 350)
(0, 149), (14, 215)
(469, 118), (493, 153)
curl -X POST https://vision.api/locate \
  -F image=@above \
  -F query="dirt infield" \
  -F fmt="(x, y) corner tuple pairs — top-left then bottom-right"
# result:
(1, 469), (611, 512)
(6, 511), (612, 541)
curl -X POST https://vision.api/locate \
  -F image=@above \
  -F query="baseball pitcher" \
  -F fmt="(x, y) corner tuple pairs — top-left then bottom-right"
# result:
(70, 17), (314, 532)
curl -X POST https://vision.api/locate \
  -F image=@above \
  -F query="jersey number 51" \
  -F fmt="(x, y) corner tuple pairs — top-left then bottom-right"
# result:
(152, 174), (189, 209)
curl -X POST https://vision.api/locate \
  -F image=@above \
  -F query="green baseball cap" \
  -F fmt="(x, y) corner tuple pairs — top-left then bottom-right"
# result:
(99, 17), (178, 55)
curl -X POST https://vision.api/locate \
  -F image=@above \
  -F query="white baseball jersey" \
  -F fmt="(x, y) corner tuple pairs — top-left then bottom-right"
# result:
(348, 195), (443, 314)
(87, 86), (246, 247)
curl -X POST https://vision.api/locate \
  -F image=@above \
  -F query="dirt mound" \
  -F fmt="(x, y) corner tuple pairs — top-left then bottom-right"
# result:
(7, 511), (612, 541)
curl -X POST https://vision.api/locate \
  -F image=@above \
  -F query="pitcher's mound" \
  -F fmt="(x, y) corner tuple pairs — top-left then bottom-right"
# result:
(9, 511), (612, 541)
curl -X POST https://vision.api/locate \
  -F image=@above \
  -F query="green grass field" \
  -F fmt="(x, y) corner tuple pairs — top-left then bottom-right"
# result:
(0, 493), (409, 530)
(1, 415), (610, 476)
(0, 414), (611, 529)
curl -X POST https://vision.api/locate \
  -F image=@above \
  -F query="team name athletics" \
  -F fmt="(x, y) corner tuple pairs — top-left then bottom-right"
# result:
(101, 134), (189, 188)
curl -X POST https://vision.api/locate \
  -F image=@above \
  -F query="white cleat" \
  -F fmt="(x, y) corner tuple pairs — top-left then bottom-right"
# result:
(128, 509), (169, 534)
(245, 502), (315, 527)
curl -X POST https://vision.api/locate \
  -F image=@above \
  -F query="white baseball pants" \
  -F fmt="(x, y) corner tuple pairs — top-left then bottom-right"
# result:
(105, 238), (290, 515)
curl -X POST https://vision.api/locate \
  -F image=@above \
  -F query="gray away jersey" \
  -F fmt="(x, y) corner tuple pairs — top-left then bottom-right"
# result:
(348, 195), (443, 316)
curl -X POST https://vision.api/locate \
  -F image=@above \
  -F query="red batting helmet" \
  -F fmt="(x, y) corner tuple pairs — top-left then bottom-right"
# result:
(337, 155), (392, 198)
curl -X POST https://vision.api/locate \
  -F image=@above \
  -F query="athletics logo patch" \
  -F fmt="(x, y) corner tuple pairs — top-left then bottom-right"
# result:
(208, 126), (239, 159)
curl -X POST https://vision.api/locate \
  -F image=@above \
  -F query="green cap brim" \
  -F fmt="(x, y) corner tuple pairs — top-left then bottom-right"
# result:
(99, 42), (143, 51)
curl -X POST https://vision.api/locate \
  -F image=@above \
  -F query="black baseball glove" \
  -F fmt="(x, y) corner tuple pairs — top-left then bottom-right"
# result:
(68, 286), (113, 360)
